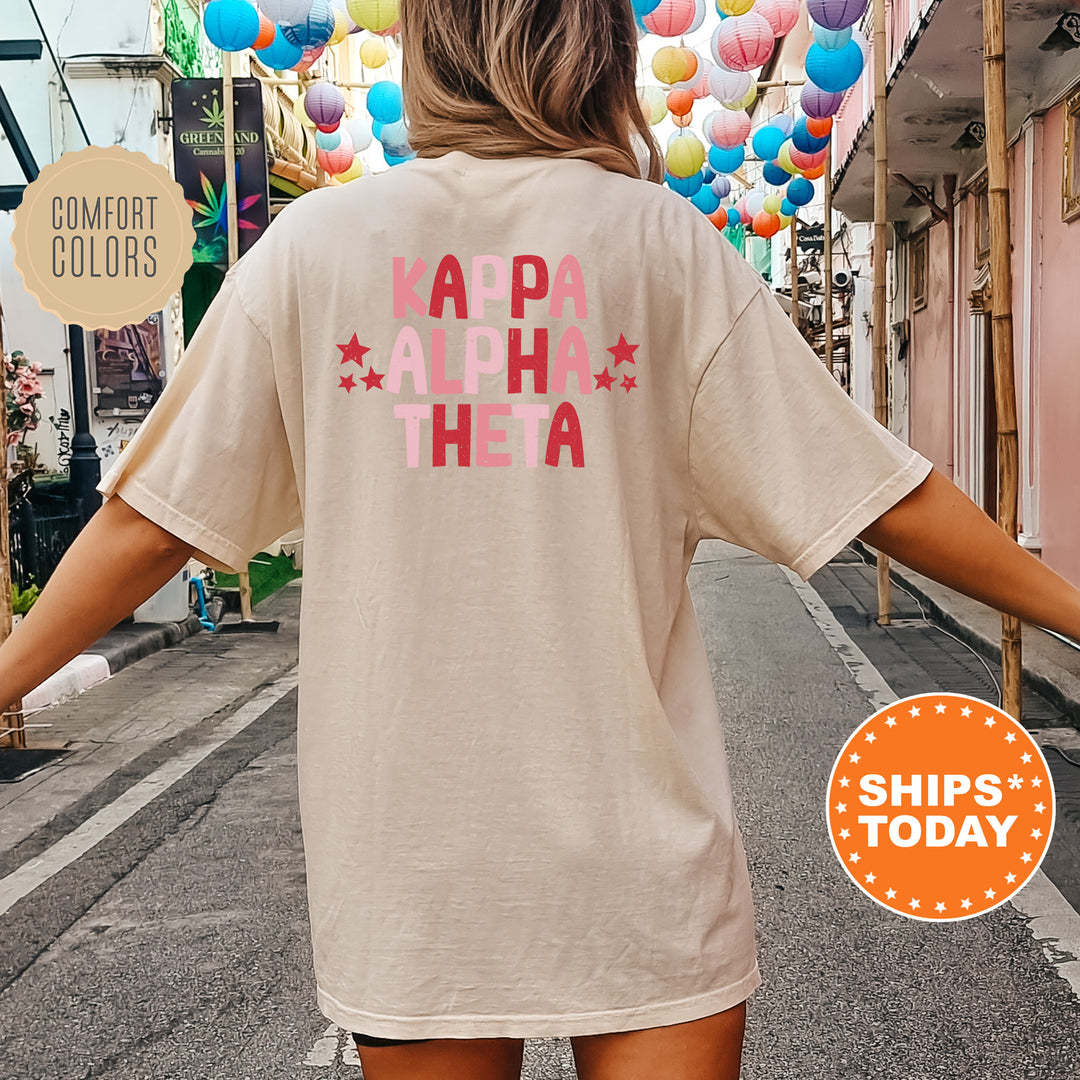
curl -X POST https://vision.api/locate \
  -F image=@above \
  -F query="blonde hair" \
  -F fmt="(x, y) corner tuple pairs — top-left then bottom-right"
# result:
(398, 0), (664, 183)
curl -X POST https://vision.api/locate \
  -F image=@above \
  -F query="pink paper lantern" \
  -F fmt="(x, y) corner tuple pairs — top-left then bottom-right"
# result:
(754, 0), (802, 37)
(705, 109), (751, 150)
(715, 12), (776, 72)
(789, 144), (830, 170)
(317, 131), (355, 174)
(642, 0), (698, 37)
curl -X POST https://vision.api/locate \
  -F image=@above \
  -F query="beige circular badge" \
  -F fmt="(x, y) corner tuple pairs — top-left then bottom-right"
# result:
(10, 144), (195, 330)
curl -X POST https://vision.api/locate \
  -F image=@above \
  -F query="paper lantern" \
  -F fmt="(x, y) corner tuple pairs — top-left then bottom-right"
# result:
(281, 0), (336, 48)
(705, 109), (751, 150)
(304, 82), (346, 127)
(315, 128), (342, 150)
(708, 65), (753, 104)
(805, 40), (865, 93)
(762, 194), (783, 214)
(754, 0), (801, 37)
(643, 0), (698, 36)
(293, 92), (316, 129)
(711, 175), (732, 198)
(359, 35), (388, 67)
(735, 197), (751, 223)
(345, 113), (373, 150)
(667, 88), (695, 117)
(715, 13), (775, 72)
(812, 22), (853, 49)
(261, 0), (313, 21)
(346, 0), (399, 32)
(314, 119), (339, 132)
(792, 117), (831, 153)
(652, 45), (689, 85)
(753, 211), (781, 237)
(253, 12), (277, 48)
(762, 160), (789, 186)
(752, 124), (786, 161)
(726, 207), (741, 227)
(319, 142), (355, 176)
(806, 116), (833, 138)
(337, 155), (365, 182)
(716, 0), (755, 15)
(675, 56), (713, 98)
(688, 0), (709, 33)
(666, 133), (707, 178)
(801, 82), (846, 118)
(781, 198), (796, 216)
(801, 163), (827, 180)
(366, 79), (403, 123)
(633, 0), (664, 12)
(708, 143), (745, 173)
(787, 176), (815, 206)
(807, 0), (869, 30)
(373, 18), (400, 36)
(328, 9), (350, 44)
(673, 111), (693, 128)
(722, 84), (758, 111)
(691, 185), (722, 214)
(777, 140), (801, 174)
(789, 143), (828, 170)
(666, 171), (704, 196)
(850, 29), (871, 62)
(379, 118), (410, 153)
(639, 86), (668, 125)
(707, 205), (729, 231)
(256, 27), (304, 70)
(203, 0), (260, 52)
(679, 47), (700, 81)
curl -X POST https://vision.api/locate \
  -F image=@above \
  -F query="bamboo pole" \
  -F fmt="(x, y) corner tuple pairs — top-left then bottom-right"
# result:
(982, 0), (1023, 720)
(0, 302), (24, 750)
(824, 139), (834, 375)
(872, 0), (892, 626)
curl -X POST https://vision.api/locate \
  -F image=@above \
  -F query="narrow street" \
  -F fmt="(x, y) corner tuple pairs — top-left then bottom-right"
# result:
(1, 549), (1079, 1079)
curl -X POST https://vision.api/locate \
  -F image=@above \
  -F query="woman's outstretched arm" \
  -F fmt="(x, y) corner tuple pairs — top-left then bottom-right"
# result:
(0, 494), (196, 711)
(857, 466), (1080, 642)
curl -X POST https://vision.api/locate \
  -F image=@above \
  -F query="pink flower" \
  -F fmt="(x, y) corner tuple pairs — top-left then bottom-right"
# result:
(19, 403), (33, 415)
(29, 363), (41, 374)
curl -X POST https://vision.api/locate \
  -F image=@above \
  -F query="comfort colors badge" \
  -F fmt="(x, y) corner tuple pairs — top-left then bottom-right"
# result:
(10, 144), (195, 330)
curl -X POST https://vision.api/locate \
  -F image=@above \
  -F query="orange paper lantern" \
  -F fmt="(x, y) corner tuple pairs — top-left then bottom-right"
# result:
(806, 116), (833, 138)
(666, 88), (695, 117)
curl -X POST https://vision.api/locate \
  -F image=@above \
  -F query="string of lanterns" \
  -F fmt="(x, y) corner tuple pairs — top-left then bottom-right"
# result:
(635, 0), (868, 240)
(200, 0), (411, 179)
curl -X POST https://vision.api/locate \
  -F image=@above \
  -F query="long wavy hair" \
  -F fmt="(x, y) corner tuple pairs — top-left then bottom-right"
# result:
(398, 0), (664, 183)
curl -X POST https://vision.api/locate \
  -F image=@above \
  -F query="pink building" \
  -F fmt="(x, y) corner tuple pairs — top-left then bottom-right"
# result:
(829, 0), (1080, 589)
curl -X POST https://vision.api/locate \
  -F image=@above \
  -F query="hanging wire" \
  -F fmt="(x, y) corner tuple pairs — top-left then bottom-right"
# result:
(24, 0), (91, 146)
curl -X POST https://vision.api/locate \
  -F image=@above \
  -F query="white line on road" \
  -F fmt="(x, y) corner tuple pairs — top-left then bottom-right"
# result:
(0, 666), (298, 918)
(780, 564), (1080, 1000)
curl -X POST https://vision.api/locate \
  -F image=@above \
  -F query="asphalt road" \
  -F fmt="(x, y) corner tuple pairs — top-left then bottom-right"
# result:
(0, 547), (1078, 1079)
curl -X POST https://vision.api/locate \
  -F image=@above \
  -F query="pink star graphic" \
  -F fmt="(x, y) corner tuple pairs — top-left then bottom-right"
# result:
(336, 333), (370, 367)
(607, 333), (639, 367)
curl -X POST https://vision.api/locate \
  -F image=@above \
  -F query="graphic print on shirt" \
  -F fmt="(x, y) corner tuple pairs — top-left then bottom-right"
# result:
(333, 254), (640, 468)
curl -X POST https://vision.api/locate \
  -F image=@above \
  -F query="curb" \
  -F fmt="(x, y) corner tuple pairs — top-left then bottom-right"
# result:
(23, 614), (205, 714)
(849, 538), (1080, 728)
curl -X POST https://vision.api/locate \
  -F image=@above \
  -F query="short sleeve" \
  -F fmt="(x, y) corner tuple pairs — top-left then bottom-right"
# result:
(95, 262), (303, 575)
(689, 285), (934, 582)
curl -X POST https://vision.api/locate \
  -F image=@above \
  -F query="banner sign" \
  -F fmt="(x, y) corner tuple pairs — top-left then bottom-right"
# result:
(171, 78), (270, 267)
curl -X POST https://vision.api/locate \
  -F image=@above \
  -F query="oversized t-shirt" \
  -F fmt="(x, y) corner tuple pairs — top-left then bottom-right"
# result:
(96, 150), (933, 1040)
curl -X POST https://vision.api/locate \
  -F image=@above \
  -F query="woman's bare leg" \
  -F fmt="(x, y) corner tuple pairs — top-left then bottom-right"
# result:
(570, 1002), (747, 1080)
(354, 1036), (525, 1080)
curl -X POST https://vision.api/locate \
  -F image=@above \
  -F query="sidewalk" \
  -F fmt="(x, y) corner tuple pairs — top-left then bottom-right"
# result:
(849, 537), (1080, 729)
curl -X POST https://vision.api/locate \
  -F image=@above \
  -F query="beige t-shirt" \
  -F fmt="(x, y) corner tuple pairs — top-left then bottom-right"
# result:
(97, 151), (933, 1039)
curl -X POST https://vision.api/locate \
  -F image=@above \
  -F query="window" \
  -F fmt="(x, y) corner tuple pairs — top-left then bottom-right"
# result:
(973, 178), (991, 266)
(911, 231), (928, 311)
(1064, 87), (1080, 223)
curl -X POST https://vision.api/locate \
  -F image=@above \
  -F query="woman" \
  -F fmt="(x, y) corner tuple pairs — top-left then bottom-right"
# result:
(4, 2), (1078, 1078)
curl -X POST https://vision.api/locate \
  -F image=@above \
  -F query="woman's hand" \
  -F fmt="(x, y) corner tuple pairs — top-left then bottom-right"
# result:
(0, 493), (195, 711)
(858, 466), (1080, 642)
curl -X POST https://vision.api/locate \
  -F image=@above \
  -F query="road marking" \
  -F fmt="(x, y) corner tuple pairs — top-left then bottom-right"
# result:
(0, 667), (298, 918)
(780, 563), (1080, 999)
(303, 1023), (341, 1067)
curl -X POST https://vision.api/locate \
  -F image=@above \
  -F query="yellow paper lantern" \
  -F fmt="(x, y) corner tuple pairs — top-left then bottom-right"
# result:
(777, 141), (801, 175)
(638, 85), (668, 126)
(763, 194), (783, 214)
(346, 0), (399, 33)
(294, 91), (316, 129)
(722, 84), (758, 112)
(665, 133), (706, 179)
(717, 0), (755, 13)
(652, 45), (688, 86)
(359, 35), (389, 68)
(328, 9), (350, 45)
(778, 213), (793, 228)
(338, 154), (366, 182)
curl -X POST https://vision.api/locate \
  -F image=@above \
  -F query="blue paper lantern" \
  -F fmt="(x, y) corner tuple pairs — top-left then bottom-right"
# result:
(792, 117), (831, 154)
(371, 120), (384, 140)
(384, 148), (416, 166)
(666, 172), (704, 196)
(805, 40), (865, 93)
(367, 80), (404, 124)
(762, 160), (790, 186)
(702, 167), (716, 184)
(812, 22), (853, 49)
(780, 197), (796, 216)
(203, 0), (261, 51)
(281, 0), (336, 47)
(255, 26), (304, 69)
(708, 144), (745, 174)
(726, 207), (741, 227)
(787, 177), (815, 206)
(315, 128), (342, 150)
(632, 0), (663, 12)
(752, 125), (786, 162)
(691, 185), (722, 214)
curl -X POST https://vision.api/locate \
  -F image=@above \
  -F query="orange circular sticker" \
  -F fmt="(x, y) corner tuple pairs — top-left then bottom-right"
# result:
(9, 144), (195, 330)
(827, 692), (1055, 921)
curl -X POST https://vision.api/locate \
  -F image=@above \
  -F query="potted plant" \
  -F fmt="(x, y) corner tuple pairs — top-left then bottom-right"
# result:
(11, 581), (40, 627)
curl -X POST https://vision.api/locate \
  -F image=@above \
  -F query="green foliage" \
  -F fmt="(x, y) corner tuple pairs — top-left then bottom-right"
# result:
(11, 582), (40, 614)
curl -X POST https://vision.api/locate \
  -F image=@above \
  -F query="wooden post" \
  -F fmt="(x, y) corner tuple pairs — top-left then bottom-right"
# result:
(982, 0), (1023, 720)
(872, 0), (892, 626)
(824, 139), (834, 375)
(790, 216), (799, 328)
(0, 303), (24, 750)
